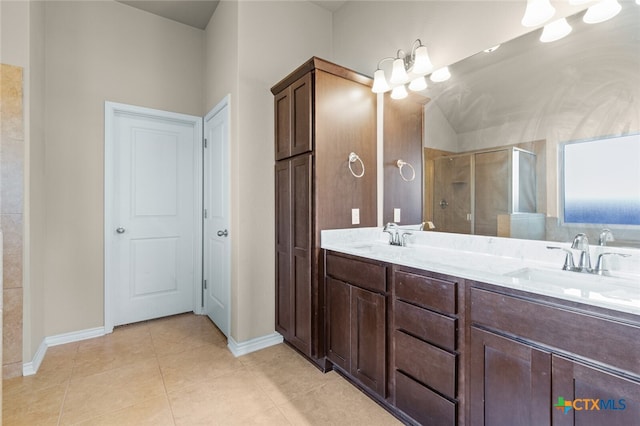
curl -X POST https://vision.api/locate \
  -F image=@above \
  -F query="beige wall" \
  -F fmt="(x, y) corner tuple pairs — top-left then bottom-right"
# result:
(234, 1), (332, 341)
(203, 0), (332, 342)
(42, 1), (203, 337)
(26, 0), (46, 365)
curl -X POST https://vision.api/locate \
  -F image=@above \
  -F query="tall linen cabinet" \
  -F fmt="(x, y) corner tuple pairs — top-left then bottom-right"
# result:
(272, 58), (377, 368)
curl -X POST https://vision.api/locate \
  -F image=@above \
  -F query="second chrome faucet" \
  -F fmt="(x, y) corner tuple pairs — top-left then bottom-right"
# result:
(548, 232), (631, 275)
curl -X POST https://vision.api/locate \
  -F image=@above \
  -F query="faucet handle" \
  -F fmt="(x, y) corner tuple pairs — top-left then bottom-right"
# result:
(547, 246), (577, 271)
(598, 229), (614, 246)
(594, 252), (631, 275)
(401, 232), (413, 247)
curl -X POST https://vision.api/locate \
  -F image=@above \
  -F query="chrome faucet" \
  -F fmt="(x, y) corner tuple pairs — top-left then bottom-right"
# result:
(571, 233), (592, 272)
(598, 229), (614, 246)
(383, 222), (400, 245)
(383, 222), (412, 246)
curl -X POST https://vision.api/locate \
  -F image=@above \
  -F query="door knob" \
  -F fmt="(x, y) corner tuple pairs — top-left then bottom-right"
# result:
(116, 227), (126, 234)
(217, 229), (228, 237)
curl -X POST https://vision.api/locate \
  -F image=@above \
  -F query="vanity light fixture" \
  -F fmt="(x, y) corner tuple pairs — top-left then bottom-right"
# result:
(540, 17), (573, 42)
(521, 0), (556, 27)
(372, 39), (437, 99)
(583, 0), (621, 23)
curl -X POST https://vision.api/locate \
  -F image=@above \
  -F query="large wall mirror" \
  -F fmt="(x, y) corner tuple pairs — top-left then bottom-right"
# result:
(418, 2), (639, 247)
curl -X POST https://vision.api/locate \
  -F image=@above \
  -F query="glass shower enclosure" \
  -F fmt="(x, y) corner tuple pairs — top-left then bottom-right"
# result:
(433, 147), (537, 237)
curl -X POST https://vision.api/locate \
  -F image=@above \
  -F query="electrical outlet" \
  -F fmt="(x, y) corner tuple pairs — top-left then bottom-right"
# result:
(352, 208), (360, 225)
(394, 208), (401, 222)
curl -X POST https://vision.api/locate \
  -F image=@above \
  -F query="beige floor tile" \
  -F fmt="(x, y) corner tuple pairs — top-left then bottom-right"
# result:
(168, 368), (276, 425)
(248, 348), (336, 406)
(277, 377), (402, 426)
(158, 342), (243, 392)
(2, 383), (66, 426)
(73, 395), (175, 426)
(149, 314), (226, 357)
(223, 406), (293, 426)
(238, 342), (302, 368)
(72, 324), (156, 378)
(60, 360), (166, 425)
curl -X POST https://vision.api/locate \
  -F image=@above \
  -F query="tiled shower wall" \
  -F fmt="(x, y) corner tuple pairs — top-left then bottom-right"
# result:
(1, 63), (24, 379)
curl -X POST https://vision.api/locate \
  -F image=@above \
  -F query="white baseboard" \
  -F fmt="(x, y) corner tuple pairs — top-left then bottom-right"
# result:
(227, 332), (283, 357)
(22, 326), (106, 376)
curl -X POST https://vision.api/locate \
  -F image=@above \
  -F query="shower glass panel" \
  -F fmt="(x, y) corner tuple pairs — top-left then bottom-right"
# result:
(475, 150), (509, 236)
(432, 147), (537, 236)
(433, 155), (472, 234)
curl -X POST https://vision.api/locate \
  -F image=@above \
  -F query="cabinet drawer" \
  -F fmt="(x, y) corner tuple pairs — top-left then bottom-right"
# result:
(395, 300), (457, 352)
(326, 253), (386, 293)
(395, 330), (456, 398)
(396, 371), (456, 426)
(395, 270), (456, 315)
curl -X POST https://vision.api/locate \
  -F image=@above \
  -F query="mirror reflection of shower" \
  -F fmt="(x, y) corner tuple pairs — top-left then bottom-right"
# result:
(429, 145), (545, 240)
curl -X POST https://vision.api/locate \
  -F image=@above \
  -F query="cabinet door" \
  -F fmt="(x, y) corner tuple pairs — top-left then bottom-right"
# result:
(274, 88), (292, 160)
(552, 355), (640, 426)
(289, 154), (312, 354)
(469, 327), (551, 426)
(351, 286), (386, 397)
(274, 73), (312, 161)
(274, 160), (292, 338)
(326, 277), (351, 370)
(290, 73), (312, 158)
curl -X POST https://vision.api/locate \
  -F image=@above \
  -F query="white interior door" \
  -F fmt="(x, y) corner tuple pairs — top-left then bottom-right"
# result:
(203, 96), (231, 337)
(105, 102), (202, 330)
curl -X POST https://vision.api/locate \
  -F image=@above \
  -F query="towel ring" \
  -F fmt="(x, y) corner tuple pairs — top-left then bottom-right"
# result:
(348, 152), (365, 178)
(397, 159), (416, 182)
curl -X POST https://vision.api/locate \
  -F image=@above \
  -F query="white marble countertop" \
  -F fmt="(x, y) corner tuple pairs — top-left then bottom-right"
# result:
(321, 228), (640, 317)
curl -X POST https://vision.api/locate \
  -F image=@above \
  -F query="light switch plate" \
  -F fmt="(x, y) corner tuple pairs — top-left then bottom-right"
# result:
(352, 208), (360, 225)
(394, 208), (401, 222)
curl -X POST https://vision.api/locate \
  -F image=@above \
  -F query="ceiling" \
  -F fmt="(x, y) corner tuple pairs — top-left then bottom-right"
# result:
(116, 0), (220, 30)
(117, 0), (345, 30)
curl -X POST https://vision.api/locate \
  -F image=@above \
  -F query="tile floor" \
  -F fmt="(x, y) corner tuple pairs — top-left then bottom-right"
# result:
(3, 313), (401, 425)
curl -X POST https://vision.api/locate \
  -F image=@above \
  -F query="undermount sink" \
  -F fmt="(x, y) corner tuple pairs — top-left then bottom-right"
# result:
(505, 267), (639, 293)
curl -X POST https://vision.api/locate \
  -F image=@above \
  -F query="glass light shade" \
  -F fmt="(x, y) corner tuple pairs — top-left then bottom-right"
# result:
(408, 76), (428, 92)
(411, 45), (433, 75)
(583, 0), (621, 24)
(390, 58), (409, 84)
(372, 69), (390, 93)
(430, 67), (451, 83)
(390, 85), (408, 100)
(540, 18), (572, 42)
(521, 0), (556, 27)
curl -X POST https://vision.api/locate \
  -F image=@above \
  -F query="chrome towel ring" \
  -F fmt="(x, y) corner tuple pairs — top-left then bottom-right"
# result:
(348, 152), (365, 178)
(396, 159), (416, 182)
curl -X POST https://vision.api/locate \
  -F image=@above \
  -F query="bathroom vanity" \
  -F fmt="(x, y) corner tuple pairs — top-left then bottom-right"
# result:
(321, 228), (640, 426)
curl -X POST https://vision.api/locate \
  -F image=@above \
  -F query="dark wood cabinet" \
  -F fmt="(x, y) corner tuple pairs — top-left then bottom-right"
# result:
(274, 73), (312, 161)
(392, 267), (461, 426)
(272, 58), (377, 367)
(275, 154), (312, 354)
(326, 252), (387, 398)
(552, 355), (640, 426)
(469, 327), (551, 426)
(383, 93), (425, 225)
(469, 285), (640, 426)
